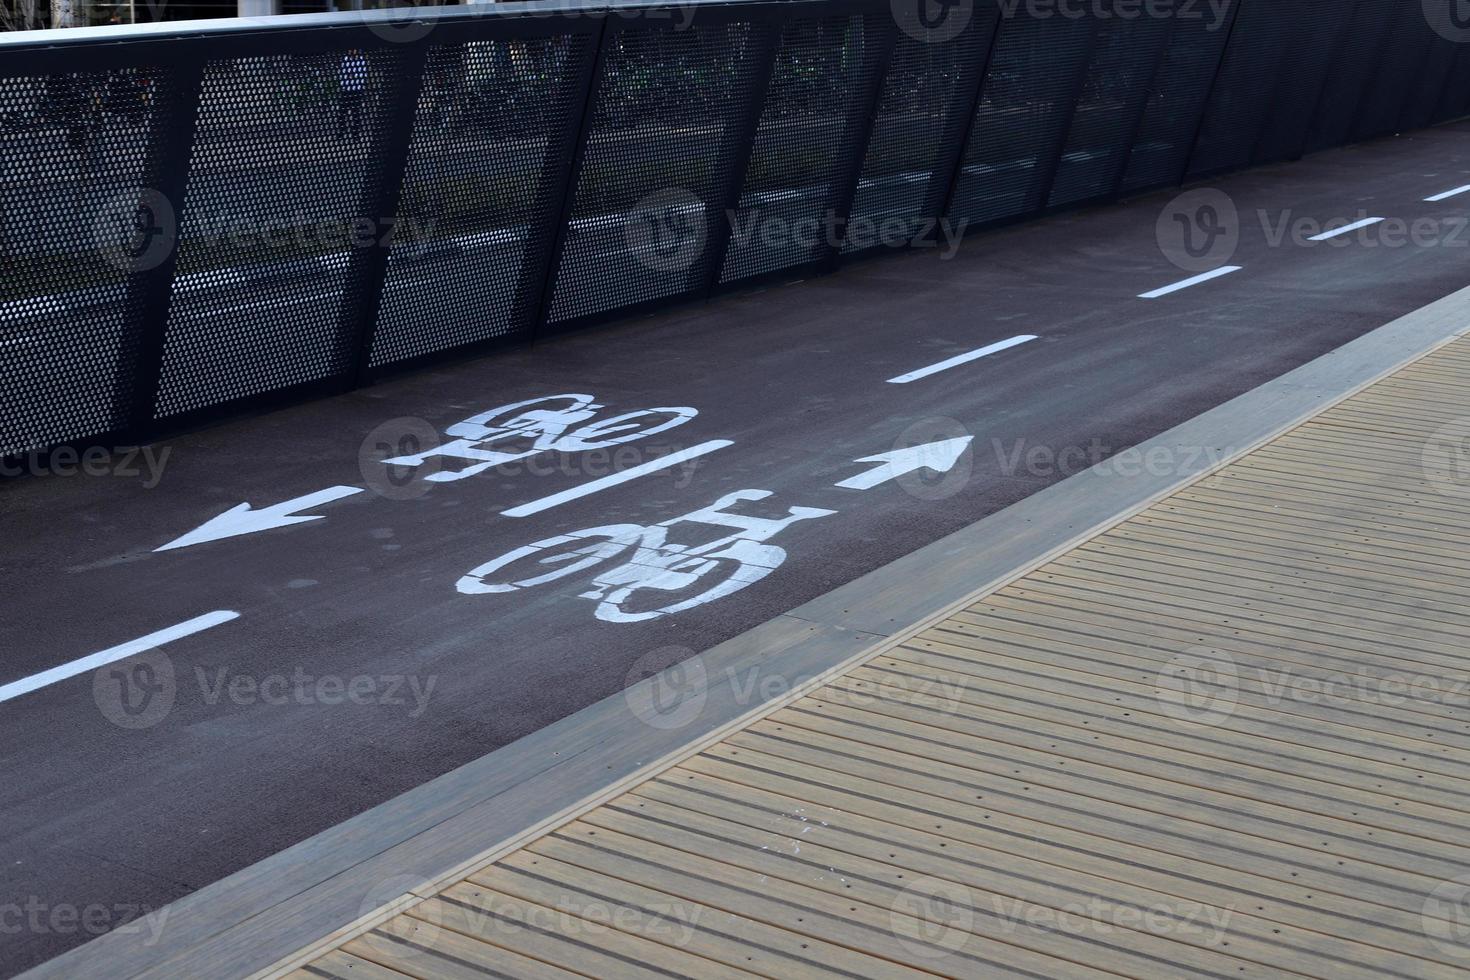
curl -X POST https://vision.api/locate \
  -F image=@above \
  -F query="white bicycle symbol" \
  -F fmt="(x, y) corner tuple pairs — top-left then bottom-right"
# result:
(382, 394), (697, 483)
(457, 489), (835, 623)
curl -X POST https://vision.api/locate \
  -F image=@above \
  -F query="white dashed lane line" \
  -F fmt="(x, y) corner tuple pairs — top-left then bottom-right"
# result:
(1138, 266), (1242, 299)
(502, 439), (733, 518)
(886, 335), (1039, 384)
(1307, 216), (1384, 241)
(0, 611), (241, 704)
(1425, 185), (1470, 202)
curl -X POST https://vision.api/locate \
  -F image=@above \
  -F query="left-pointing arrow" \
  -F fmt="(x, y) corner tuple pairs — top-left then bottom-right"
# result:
(154, 486), (365, 552)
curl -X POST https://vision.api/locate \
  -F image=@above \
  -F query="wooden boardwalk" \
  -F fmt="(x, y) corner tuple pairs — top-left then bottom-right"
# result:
(281, 338), (1470, 978)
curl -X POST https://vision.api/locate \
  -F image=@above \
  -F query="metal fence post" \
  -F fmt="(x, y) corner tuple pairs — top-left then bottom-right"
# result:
(928, 4), (1005, 230)
(346, 41), (430, 388)
(703, 20), (782, 298)
(819, 14), (899, 271)
(1390, 0), (1443, 132)
(1109, 13), (1181, 199)
(1029, 16), (1103, 212)
(1431, 34), (1470, 122)
(1280, 0), (1360, 162)
(120, 49), (206, 446)
(1342, 4), (1404, 141)
(1177, 0), (1243, 185)
(525, 17), (611, 341)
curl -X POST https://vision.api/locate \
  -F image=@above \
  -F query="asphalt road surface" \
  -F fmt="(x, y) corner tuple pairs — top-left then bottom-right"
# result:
(7, 121), (1470, 975)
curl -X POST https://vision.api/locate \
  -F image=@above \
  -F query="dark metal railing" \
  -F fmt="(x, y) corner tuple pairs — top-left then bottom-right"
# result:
(1, 0), (1462, 459)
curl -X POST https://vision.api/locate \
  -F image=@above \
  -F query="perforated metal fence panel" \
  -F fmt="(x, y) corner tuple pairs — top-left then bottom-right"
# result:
(719, 14), (889, 284)
(842, 7), (996, 254)
(370, 31), (594, 370)
(155, 46), (405, 419)
(1306, 0), (1401, 152)
(1186, 0), (1295, 178)
(1046, 12), (1171, 209)
(1403, 22), (1460, 131)
(549, 20), (769, 323)
(1118, 0), (1236, 194)
(1435, 40), (1470, 122)
(0, 0), (1458, 463)
(0, 65), (171, 455)
(1252, 0), (1346, 165)
(1356, 0), (1434, 139)
(946, 10), (1095, 228)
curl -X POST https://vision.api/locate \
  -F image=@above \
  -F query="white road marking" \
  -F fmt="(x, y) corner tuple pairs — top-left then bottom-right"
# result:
(886, 335), (1038, 384)
(836, 437), (974, 490)
(469, 488), (831, 622)
(1426, 185), (1470, 202)
(380, 395), (699, 484)
(1307, 217), (1384, 241)
(1138, 266), (1242, 299)
(156, 486), (364, 552)
(0, 611), (240, 705)
(502, 440), (733, 518)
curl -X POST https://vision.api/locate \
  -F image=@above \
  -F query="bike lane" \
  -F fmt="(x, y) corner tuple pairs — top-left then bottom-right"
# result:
(5, 122), (1470, 973)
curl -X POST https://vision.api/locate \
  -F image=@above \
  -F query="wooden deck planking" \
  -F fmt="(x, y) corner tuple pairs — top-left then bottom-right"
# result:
(279, 336), (1470, 977)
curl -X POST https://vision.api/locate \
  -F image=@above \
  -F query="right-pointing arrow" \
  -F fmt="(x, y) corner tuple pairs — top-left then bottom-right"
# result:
(835, 436), (974, 491)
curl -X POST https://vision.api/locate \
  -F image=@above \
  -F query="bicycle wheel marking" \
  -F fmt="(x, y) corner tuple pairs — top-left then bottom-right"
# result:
(380, 394), (702, 485)
(463, 490), (836, 623)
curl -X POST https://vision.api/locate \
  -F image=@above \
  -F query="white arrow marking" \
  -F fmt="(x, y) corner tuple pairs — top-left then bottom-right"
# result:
(835, 436), (974, 491)
(155, 486), (365, 552)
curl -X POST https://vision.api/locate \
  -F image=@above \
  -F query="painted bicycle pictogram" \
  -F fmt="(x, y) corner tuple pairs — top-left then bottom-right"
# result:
(457, 489), (835, 622)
